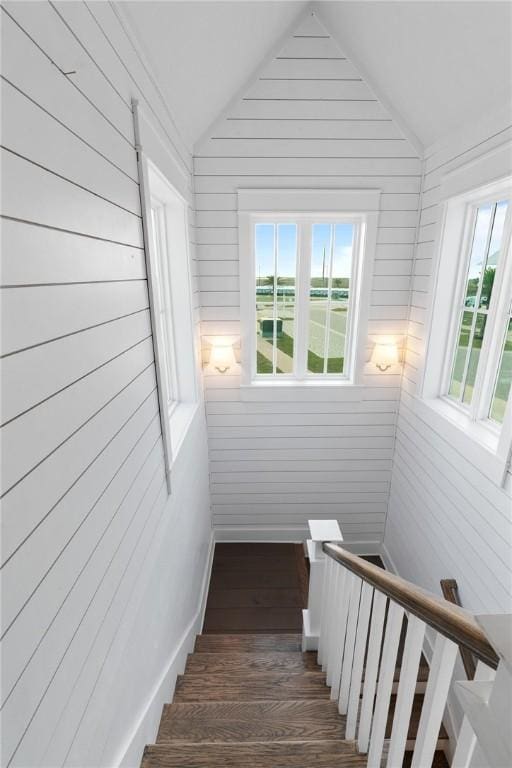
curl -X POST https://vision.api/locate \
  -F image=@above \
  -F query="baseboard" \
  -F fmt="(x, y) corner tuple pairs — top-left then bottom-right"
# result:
(116, 530), (215, 768)
(214, 526), (382, 555)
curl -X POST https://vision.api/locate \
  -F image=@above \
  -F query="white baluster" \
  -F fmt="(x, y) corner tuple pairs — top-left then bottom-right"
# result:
(319, 557), (335, 668)
(338, 576), (363, 714)
(326, 565), (343, 682)
(411, 633), (458, 768)
(386, 614), (426, 767)
(328, 570), (353, 697)
(452, 662), (495, 768)
(358, 590), (387, 753)
(317, 550), (331, 665)
(346, 582), (374, 738)
(367, 600), (405, 768)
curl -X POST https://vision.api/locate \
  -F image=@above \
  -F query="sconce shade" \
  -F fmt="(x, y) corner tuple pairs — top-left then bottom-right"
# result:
(371, 341), (399, 371)
(210, 343), (235, 373)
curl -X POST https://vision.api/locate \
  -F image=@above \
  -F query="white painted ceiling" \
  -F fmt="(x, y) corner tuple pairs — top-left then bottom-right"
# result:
(119, 0), (512, 152)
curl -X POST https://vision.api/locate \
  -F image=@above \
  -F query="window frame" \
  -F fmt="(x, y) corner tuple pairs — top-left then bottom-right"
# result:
(139, 156), (199, 492)
(441, 194), (512, 422)
(420, 143), (512, 486)
(238, 189), (380, 389)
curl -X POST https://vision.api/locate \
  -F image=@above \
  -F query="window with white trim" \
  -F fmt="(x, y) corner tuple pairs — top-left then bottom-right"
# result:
(421, 154), (512, 485)
(238, 189), (380, 386)
(253, 218), (360, 378)
(446, 197), (512, 424)
(143, 159), (199, 487)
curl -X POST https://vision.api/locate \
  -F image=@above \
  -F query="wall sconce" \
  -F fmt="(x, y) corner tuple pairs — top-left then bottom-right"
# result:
(371, 341), (399, 372)
(209, 342), (236, 374)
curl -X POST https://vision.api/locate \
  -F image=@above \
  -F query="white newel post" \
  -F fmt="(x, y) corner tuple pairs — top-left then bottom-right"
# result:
(453, 614), (512, 768)
(302, 519), (343, 652)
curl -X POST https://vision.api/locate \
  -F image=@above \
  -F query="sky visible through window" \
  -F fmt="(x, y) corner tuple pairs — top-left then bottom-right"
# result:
(255, 222), (354, 279)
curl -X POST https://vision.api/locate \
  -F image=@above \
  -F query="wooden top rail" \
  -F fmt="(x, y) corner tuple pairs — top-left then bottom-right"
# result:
(323, 542), (499, 670)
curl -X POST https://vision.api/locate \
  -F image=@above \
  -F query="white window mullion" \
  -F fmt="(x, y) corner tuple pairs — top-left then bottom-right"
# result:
(272, 223), (277, 375)
(322, 224), (335, 374)
(296, 220), (311, 379)
(343, 223), (359, 377)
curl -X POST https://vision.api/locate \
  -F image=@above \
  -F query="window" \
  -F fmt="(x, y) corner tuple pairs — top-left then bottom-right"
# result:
(253, 219), (358, 378)
(239, 190), (380, 387)
(150, 204), (179, 414)
(142, 159), (199, 489)
(444, 195), (511, 423)
(421, 150), (512, 485)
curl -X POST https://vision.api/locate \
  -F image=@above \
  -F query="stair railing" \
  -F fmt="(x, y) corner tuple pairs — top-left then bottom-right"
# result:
(302, 521), (510, 768)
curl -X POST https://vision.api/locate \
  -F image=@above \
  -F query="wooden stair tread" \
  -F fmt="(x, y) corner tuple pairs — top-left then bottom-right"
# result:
(142, 741), (368, 767)
(185, 651), (319, 674)
(157, 700), (345, 742)
(174, 671), (329, 702)
(194, 633), (303, 652)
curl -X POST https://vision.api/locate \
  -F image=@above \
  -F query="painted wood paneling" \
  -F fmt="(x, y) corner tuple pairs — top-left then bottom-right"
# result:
(196, 12), (420, 543)
(385, 108), (512, 613)
(0, 4), (211, 768)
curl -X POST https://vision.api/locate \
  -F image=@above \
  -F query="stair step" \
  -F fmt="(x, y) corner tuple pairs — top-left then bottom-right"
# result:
(141, 740), (368, 767)
(174, 672), (329, 702)
(194, 633), (302, 653)
(157, 700), (345, 742)
(185, 651), (319, 674)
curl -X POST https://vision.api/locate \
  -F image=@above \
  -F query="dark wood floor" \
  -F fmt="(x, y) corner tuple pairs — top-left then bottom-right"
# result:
(203, 543), (383, 634)
(203, 543), (309, 633)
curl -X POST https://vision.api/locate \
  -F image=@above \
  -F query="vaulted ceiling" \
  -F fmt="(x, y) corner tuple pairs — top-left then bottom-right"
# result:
(118, 1), (512, 152)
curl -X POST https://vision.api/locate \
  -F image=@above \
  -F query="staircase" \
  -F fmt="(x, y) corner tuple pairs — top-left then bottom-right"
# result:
(141, 630), (449, 767)
(139, 529), (507, 767)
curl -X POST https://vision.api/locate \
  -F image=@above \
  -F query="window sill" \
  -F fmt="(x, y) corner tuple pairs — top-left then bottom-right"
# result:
(168, 401), (199, 469)
(417, 396), (509, 486)
(240, 379), (364, 401)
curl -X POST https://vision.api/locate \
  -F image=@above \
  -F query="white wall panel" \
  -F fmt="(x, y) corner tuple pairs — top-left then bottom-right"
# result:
(0, 4), (211, 768)
(196, 14), (419, 543)
(385, 108), (512, 612)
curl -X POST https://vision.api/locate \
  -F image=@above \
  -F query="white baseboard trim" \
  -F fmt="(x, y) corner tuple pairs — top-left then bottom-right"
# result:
(116, 530), (215, 768)
(215, 526), (382, 554)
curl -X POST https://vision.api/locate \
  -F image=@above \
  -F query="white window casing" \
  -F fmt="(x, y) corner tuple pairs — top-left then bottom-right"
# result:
(238, 189), (380, 392)
(137, 153), (199, 493)
(420, 142), (512, 486)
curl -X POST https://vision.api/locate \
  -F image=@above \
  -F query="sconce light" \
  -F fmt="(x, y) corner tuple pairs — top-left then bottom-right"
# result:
(371, 341), (399, 372)
(210, 342), (236, 374)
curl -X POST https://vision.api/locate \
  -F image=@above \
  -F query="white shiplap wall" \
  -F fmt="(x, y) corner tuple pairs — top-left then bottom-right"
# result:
(195, 11), (421, 546)
(385, 107), (512, 612)
(0, 3), (212, 767)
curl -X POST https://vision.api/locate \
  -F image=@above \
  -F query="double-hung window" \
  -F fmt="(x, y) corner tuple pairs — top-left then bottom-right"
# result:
(422, 151), (512, 485)
(253, 218), (359, 378)
(446, 198), (511, 423)
(239, 190), (380, 386)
